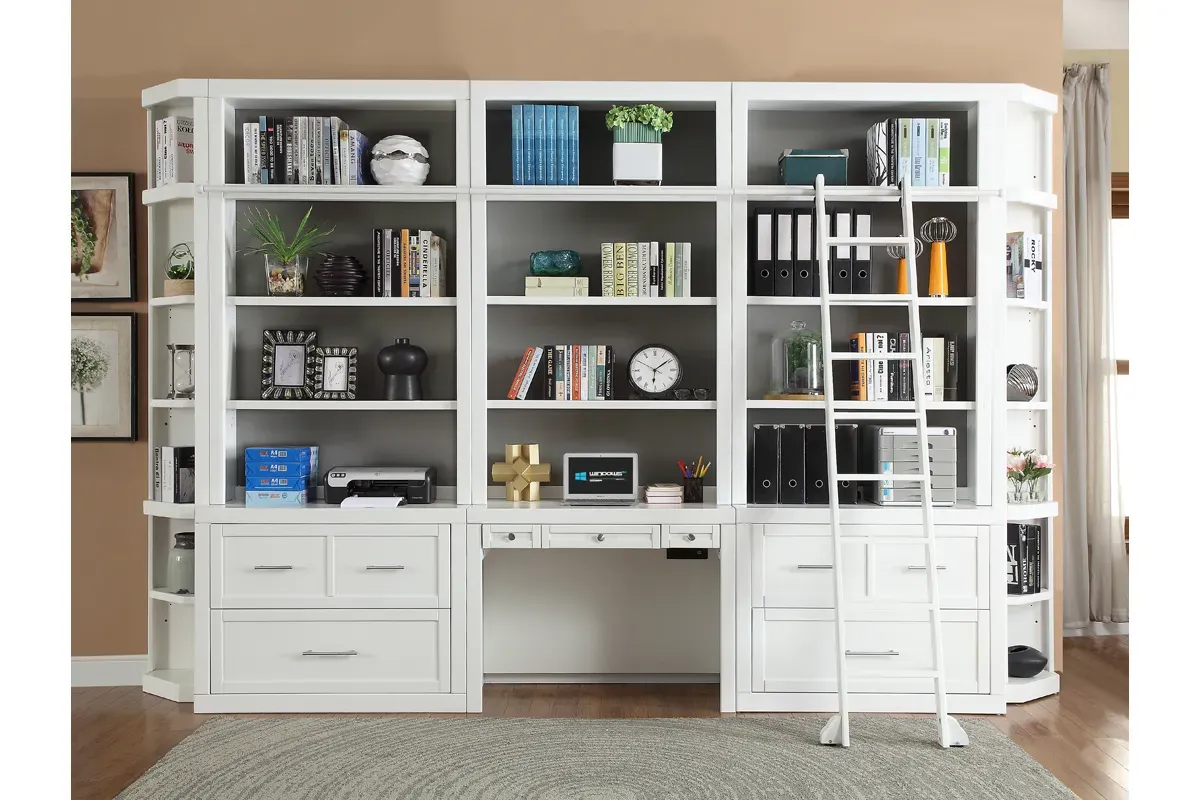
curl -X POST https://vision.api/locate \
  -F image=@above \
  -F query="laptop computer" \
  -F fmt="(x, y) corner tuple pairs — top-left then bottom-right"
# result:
(561, 453), (638, 506)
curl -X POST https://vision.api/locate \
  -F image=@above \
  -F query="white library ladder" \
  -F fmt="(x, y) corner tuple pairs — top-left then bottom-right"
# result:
(812, 173), (970, 749)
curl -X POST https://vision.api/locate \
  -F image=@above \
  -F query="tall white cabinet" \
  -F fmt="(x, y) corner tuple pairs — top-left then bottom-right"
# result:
(141, 79), (1059, 714)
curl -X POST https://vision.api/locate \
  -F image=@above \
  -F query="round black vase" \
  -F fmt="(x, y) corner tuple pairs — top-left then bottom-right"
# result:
(1007, 645), (1048, 679)
(377, 338), (427, 401)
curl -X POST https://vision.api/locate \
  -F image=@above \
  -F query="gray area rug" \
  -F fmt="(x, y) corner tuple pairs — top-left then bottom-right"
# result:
(118, 716), (1075, 799)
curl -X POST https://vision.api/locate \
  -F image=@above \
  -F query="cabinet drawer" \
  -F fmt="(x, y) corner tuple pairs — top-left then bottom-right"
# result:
(871, 537), (984, 609)
(332, 533), (447, 608)
(754, 534), (867, 607)
(544, 524), (659, 549)
(218, 536), (327, 604)
(485, 524), (542, 549)
(664, 524), (719, 549)
(211, 609), (449, 694)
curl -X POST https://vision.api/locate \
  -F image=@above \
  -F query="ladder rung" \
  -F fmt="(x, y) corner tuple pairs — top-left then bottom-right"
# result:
(826, 236), (910, 247)
(834, 411), (922, 421)
(828, 294), (916, 305)
(848, 669), (941, 680)
(834, 473), (930, 483)
(828, 352), (918, 361)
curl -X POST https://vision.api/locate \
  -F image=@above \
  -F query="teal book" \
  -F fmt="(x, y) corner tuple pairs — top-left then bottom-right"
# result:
(523, 105), (535, 185)
(534, 105), (547, 185)
(546, 105), (557, 186)
(556, 105), (569, 184)
(511, 104), (523, 185)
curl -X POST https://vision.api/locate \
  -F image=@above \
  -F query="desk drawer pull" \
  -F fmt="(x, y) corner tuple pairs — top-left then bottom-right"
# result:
(301, 650), (358, 657)
(796, 564), (833, 570)
(686, 533), (696, 541)
(365, 565), (405, 570)
(507, 532), (516, 541)
(596, 534), (606, 542)
(253, 565), (293, 570)
(907, 565), (947, 570)
(846, 650), (900, 657)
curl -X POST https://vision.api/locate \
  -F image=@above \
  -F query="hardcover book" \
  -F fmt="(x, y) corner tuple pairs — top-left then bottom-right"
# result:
(511, 104), (523, 185)
(568, 106), (580, 185)
(601, 243), (615, 296)
(546, 104), (557, 186)
(614, 242), (627, 297)
(556, 105), (569, 185)
(534, 105), (547, 185)
(523, 105), (535, 185)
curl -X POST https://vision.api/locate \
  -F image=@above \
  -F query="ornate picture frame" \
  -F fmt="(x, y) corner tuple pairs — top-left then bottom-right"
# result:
(261, 330), (317, 399)
(312, 346), (359, 400)
(71, 173), (136, 301)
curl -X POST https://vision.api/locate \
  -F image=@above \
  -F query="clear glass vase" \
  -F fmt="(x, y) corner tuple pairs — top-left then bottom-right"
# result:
(770, 320), (824, 397)
(1007, 482), (1027, 504)
(1026, 477), (1045, 503)
(264, 255), (308, 296)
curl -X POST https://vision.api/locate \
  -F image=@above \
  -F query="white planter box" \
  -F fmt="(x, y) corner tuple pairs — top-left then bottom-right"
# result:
(612, 142), (662, 184)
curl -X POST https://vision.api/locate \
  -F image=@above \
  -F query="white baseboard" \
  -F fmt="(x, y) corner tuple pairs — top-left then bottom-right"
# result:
(72, 655), (148, 687)
(485, 673), (720, 684)
(1064, 621), (1129, 637)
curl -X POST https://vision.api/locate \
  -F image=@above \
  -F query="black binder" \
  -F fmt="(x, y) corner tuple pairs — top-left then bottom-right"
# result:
(803, 424), (830, 505)
(752, 424), (780, 504)
(831, 211), (853, 293)
(852, 211), (873, 293)
(778, 424), (806, 504)
(835, 424), (859, 504)
(753, 210), (774, 296)
(793, 211), (815, 297)
(774, 209), (794, 296)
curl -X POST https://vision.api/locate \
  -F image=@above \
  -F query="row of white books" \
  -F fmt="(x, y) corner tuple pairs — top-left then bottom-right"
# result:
(600, 242), (692, 298)
(154, 116), (194, 187)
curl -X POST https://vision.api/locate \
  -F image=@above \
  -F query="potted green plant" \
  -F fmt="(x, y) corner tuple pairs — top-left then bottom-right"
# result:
(605, 104), (674, 185)
(770, 320), (824, 398)
(240, 206), (335, 296)
(163, 242), (195, 296)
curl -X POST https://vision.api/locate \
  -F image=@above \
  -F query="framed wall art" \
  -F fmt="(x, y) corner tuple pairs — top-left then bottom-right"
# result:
(71, 173), (136, 300)
(312, 346), (358, 400)
(261, 330), (317, 399)
(71, 312), (137, 440)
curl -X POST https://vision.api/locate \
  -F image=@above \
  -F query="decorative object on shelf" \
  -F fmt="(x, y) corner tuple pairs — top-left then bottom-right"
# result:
(370, 135), (430, 186)
(312, 346), (358, 400)
(1006, 364), (1039, 402)
(71, 173), (136, 300)
(627, 343), (683, 399)
(511, 104), (581, 185)
(261, 330), (318, 400)
(606, 104), (673, 185)
(1006, 448), (1054, 503)
(166, 343), (196, 400)
(767, 321), (824, 400)
(315, 254), (367, 297)
(1006, 231), (1044, 301)
(529, 250), (582, 277)
(165, 532), (195, 595)
(241, 206), (335, 297)
(919, 217), (957, 298)
(377, 338), (427, 401)
(778, 148), (850, 186)
(71, 312), (136, 441)
(886, 239), (924, 295)
(677, 456), (709, 503)
(1007, 645), (1048, 679)
(163, 242), (195, 296)
(492, 443), (551, 502)
(671, 388), (712, 401)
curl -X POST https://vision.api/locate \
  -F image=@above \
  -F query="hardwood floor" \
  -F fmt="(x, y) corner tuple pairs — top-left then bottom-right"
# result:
(72, 635), (1127, 800)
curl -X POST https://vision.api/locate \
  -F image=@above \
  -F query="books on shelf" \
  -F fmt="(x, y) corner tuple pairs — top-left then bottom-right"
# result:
(506, 344), (615, 400)
(153, 446), (196, 503)
(645, 483), (683, 504)
(601, 242), (690, 297)
(1007, 522), (1042, 595)
(850, 332), (960, 402)
(866, 117), (950, 187)
(512, 104), (579, 185)
(1005, 231), (1044, 301)
(920, 334), (962, 402)
(155, 116), (194, 187)
(242, 116), (365, 185)
(371, 229), (447, 297)
(525, 277), (589, 297)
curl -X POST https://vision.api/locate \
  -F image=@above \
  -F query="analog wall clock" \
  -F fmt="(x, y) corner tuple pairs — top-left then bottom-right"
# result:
(627, 343), (682, 399)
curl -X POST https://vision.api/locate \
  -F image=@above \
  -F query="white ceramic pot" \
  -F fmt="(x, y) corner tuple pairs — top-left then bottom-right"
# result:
(612, 142), (662, 184)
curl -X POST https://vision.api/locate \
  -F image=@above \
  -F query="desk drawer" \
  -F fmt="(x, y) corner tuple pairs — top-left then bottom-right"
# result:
(544, 524), (659, 549)
(211, 609), (449, 694)
(332, 532), (446, 608)
(485, 524), (542, 549)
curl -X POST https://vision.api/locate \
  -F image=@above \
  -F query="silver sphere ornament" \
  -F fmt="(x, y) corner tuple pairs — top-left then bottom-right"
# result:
(370, 135), (430, 186)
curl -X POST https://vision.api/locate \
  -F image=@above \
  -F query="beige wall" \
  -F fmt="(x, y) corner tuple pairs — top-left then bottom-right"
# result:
(1064, 49), (1128, 171)
(72, 0), (1064, 657)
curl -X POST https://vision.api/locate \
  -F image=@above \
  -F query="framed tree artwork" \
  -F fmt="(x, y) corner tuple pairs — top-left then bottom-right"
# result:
(261, 330), (318, 399)
(72, 173), (137, 300)
(71, 312), (137, 441)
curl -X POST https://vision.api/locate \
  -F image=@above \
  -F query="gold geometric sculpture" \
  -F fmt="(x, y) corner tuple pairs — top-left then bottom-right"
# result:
(491, 443), (552, 501)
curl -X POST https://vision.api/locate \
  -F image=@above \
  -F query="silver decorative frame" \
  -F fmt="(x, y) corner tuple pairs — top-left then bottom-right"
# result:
(261, 330), (318, 400)
(312, 346), (359, 400)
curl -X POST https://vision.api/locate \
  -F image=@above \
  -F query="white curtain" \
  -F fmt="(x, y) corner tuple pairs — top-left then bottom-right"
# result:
(1062, 63), (1129, 627)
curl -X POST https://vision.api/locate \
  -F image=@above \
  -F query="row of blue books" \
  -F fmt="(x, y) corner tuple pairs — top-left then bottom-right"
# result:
(512, 104), (580, 185)
(244, 446), (319, 507)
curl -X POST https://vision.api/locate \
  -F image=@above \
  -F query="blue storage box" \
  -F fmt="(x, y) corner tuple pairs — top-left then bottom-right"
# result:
(245, 489), (314, 507)
(778, 148), (850, 186)
(246, 474), (313, 492)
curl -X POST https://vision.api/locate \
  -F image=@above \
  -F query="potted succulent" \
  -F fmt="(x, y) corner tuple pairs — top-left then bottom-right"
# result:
(163, 242), (195, 296)
(606, 104), (674, 185)
(241, 206), (335, 296)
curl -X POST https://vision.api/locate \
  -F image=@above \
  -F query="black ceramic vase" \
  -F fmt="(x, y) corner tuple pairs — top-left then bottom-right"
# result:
(377, 338), (427, 400)
(1007, 645), (1048, 679)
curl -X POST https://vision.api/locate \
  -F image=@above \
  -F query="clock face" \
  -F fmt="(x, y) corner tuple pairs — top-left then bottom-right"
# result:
(322, 357), (349, 391)
(628, 345), (681, 398)
(274, 345), (307, 387)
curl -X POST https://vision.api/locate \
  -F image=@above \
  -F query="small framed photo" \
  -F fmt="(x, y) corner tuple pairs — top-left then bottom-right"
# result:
(312, 346), (358, 400)
(261, 330), (317, 399)
(72, 312), (137, 440)
(72, 173), (136, 300)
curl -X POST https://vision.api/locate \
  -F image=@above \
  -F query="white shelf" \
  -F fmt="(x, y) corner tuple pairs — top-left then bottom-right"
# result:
(230, 296), (457, 307)
(151, 589), (196, 605)
(150, 398), (194, 409)
(229, 400), (457, 411)
(737, 185), (995, 203)
(747, 296), (976, 307)
(489, 296), (715, 306)
(746, 400), (975, 411)
(1007, 591), (1052, 607)
(1007, 500), (1059, 520)
(1007, 669), (1060, 704)
(488, 400), (716, 410)
(1006, 298), (1049, 310)
(1008, 401), (1049, 411)
(143, 500), (195, 519)
(150, 294), (196, 307)
(207, 184), (463, 203)
(469, 500), (735, 525)
(476, 185), (723, 202)
(206, 500), (466, 524)
(735, 501), (988, 525)
(1006, 186), (1058, 210)
(142, 669), (193, 703)
(143, 183), (196, 204)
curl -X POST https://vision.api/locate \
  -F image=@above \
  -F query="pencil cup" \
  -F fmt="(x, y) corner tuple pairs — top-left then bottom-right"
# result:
(683, 477), (704, 503)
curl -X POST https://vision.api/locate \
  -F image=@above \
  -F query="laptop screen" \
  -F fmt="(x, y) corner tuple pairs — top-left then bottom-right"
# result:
(565, 455), (635, 496)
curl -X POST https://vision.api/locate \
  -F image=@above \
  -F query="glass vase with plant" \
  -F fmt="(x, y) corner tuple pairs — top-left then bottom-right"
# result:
(1006, 447), (1054, 503)
(241, 206), (334, 296)
(771, 321), (823, 397)
(163, 242), (195, 296)
(1005, 448), (1029, 502)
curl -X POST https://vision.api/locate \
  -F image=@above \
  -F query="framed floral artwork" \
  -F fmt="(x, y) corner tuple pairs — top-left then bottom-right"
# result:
(72, 173), (136, 300)
(72, 312), (137, 440)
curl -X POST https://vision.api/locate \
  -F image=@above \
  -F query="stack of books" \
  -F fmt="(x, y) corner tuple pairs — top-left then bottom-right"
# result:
(371, 229), (448, 297)
(1007, 522), (1043, 595)
(244, 446), (319, 507)
(644, 484), (683, 504)
(154, 116), (194, 186)
(849, 333), (961, 402)
(866, 117), (951, 187)
(511, 104), (580, 185)
(153, 446), (196, 503)
(242, 116), (369, 185)
(600, 242), (692, 297)
(506, 345), (616, 400)
(525, 277), (589, 297)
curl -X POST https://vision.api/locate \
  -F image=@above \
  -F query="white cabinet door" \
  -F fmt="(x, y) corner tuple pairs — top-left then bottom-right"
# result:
(211, 609), (450, 694)
(332, 530), (447, 608)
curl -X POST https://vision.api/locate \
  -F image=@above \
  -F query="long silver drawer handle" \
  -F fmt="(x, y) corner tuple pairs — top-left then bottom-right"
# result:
(366, 565), (405, 570)
(907, 565), (947, 570)
(596, 534), (606, 542)
(796, 564), (833, 570)
(846, 650), (900, 657)
(253, 565), (293, 570)
(301, 650), (358, 657)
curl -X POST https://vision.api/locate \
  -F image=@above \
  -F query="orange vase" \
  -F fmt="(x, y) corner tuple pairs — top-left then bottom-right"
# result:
(896, 257), (909, 294)
(927, 241), (949, 297)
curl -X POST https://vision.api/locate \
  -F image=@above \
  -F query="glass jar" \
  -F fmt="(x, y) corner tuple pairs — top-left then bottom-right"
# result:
(167, 343), (195, 399)
(770, 321), (824, 397)
(265, 255), (308, 296)
(166, 532), (195, 595)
